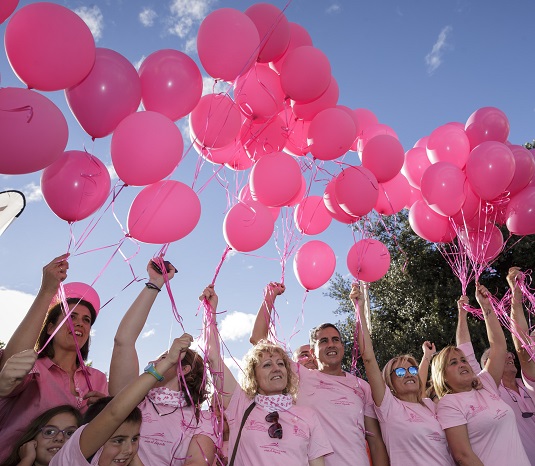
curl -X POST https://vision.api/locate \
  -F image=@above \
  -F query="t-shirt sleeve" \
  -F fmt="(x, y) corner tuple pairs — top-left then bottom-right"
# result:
(306, 408), (334, 461)
(195, 409), (218, 444)
(436, 395), (467, 430)
(360, 378), (377, 419)
(49, 424), (100, 465)
(521, 368), (535, 397)
(373, 382), (394, 422)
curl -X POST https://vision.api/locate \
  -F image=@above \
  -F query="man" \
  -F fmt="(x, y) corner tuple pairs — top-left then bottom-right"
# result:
(292, 344), (318, 370)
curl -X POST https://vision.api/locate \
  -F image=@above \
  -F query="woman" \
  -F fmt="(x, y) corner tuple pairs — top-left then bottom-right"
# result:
(203, 284), (333, 466)
(432, 283), (530, 466)
(350, 283), (454, 465)
(0, 255), (107, 462)
(109, 259), (216, 465)
(1, 405), (82, 466)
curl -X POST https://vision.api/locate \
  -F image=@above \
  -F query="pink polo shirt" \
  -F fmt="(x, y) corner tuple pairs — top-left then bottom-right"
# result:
(49, 424), (102, 465)
(0, 356), (108, 463)
(375, 388), (455, 466)
(437, 370), (530, 466)
(226, 387), (333, 466)
(294, 363), (376, 466)
(137, 398), (217, 465)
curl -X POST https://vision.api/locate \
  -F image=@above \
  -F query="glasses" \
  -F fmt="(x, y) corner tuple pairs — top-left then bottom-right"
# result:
(265, 411), (283, 439)
(391, 366), (419, 378)
(506, 389), (534, 418)
(40, 426), (77, 439)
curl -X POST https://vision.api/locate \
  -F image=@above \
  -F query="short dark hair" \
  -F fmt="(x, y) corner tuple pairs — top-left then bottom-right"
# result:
(83, 396), (142, 425)
(309, 323), (342, 347)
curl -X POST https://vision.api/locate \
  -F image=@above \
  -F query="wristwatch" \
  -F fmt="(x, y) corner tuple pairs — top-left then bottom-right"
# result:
(144, 362), (164, 382)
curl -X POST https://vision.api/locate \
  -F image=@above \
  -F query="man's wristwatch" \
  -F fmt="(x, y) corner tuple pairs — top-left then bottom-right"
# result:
(144, 362), (164, 382)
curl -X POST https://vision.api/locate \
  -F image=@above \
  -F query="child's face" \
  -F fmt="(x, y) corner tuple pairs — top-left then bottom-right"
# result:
(98, 421), (140, 466)
(35, 412), (79, 465)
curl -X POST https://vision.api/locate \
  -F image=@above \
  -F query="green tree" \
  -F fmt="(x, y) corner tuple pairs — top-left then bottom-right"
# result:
(326, 211), (535, 374)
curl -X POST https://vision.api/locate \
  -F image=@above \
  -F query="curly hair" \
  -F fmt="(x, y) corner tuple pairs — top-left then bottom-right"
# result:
(36, 298), (96, 363)
(431, 345), (479, 398)
(241, 340), (298, 401)
(1, 405), (82, 466)
(382, 354), (422, 403)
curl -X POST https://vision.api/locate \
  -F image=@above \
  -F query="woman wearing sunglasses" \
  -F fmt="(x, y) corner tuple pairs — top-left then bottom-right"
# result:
(432, 283), (530, 466)
(1, 405), (82, 466)
(350, 283), (455, 466)
(202, 285), (333, 466)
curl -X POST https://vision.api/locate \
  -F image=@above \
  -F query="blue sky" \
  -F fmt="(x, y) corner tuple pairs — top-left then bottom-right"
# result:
(1, 0), (535, 377)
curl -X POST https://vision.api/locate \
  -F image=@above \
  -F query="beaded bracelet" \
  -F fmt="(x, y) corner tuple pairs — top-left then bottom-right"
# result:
(145, 282), (162, 292)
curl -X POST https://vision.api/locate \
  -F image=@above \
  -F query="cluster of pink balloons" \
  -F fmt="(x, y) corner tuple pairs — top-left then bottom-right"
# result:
(405, 107), (535, 265)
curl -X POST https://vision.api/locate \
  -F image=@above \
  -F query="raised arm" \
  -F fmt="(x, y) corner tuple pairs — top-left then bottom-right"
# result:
(80, 334), (192, 458)
(418, 341), (435, 395)
(0, 254), (68, 370)
(507, 267), (535, 379)
(202, 284), (237, 409)
(0, 349), (38, 397)
(250, 282), (285, 345)
(475, 283), (506, 386)
(108, 259), (175, 395)
(456, 295), (471, 346)
(350, 283), (385, 406)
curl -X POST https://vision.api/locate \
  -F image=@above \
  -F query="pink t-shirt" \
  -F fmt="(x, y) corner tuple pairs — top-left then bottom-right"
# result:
(226, 387), (333, 466)
(437, 370), (530, 466)
(137, 398), (216, 465)
(375, 388), (455, 466)
(49, 424), (102, 465)
(294, 363), (375, 466)
(0, 356), (108, 463)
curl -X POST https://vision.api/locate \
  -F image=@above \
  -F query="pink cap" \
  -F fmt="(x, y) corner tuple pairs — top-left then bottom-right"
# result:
(52, 282), (100, 322)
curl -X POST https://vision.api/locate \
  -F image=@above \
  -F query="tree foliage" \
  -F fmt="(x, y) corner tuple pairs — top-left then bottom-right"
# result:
(326, 211), (535, 374)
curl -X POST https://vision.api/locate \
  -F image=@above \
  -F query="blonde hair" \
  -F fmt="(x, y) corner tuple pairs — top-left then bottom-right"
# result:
(431, 346), (479, 398)
(241, 340), (298, 401)
(382, 354), (422, 403)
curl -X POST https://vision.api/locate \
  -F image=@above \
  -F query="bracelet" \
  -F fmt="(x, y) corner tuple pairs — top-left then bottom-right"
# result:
(145, 282), (161, 292)
(144, 362), (164, 382)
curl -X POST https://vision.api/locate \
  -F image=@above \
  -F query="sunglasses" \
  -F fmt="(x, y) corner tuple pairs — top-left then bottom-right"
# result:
(506, 390), (534, 418)
(391, 366), (419, 378)
(40, 426), (77, 439)
(265, 411), (283, 439)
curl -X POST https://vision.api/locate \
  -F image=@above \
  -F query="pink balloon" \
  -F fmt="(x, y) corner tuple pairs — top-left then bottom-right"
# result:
(65, 48), (141, 139)
(420, 162), (467, 217)
(41, 150), (110, 222)
(249, 152), (302, 207)
(409, 200), (456, 243)
(270, 22), (313, 73)
(240, 116), (287, 161)
(192, 138), (235, 165)
(356, 123), (398, 153)
(245, 3), (290, 63)
(323, 178), (358, 224)
(0, 87), (68, 175)
(465, 141), (515, 200)
(350, 108), (378, 152)
(451, 184), (481, 226)
(294, 195), (332, 235)
(406, 185), (423, 209)
(239, 185), (280, 220)
(293, 240), (336, 291)
(225, 143), (255, 171)
(190, 94), (242, 149)
(465, 107), (510, 149)
(402, 147), (431, 189)
(223, 200), (274, 252)
(286, 174), (307, 207)
(347, 239), (391, 282)
(5, 3), (95, 91)
(506, 187), (535, 235)
(506, 145), (535, 196)
(413, 136), (429, 149)
(111, 111), (183, 186)
(361, 135), (404, 183)
(375, 173), (411, 215)
(279, 107), (310, 156)
(292, 76), (339, 121)
(128, 180), (201, 244)
(426, 124), (470, 168)
(459, 225), (504, 264)
(234, 64), (285, 122)
(335, 166), (379, 217)
(308, 107), (356, 161)
(280, 46), (331, 103)
(139, 49), (202, 121)
(197, 8), (259, 82)
(0, 0), (18, 24)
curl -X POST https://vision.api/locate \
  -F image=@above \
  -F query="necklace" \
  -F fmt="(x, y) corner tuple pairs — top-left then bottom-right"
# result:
(148, 397), (180, 417)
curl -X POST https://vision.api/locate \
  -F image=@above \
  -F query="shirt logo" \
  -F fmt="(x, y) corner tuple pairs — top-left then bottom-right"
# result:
(259, 442), (287, 455)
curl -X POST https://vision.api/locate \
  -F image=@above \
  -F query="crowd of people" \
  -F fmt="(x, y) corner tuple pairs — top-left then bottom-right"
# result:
(1, 254), (534, 466)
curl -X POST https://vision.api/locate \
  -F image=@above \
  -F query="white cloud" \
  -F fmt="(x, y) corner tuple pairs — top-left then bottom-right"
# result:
(224, 354), (245, 381)
(22, 182), (42, 203)
(326, 4), (341, 14)
(90, 328), (96, 337)
(0, 288), (36, 343)
(167, 0), (213, 38)
(142, 328), (156, 339)
(133, 55), (146, 71)
(75, 5), (104, 42)
(139, 7), (157, 27)
(202, 77), (230, 96)
(219, 311), (256, 341)
(184, 37), (197, 56)
(425, 26), (452, 75)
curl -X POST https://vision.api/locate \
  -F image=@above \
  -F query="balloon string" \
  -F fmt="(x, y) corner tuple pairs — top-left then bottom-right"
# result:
(211, 246), (231, 285)
(0, 105), (34, 122)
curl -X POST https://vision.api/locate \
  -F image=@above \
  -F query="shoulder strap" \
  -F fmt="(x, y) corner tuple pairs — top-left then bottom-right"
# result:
(229, 401), (256, 466)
